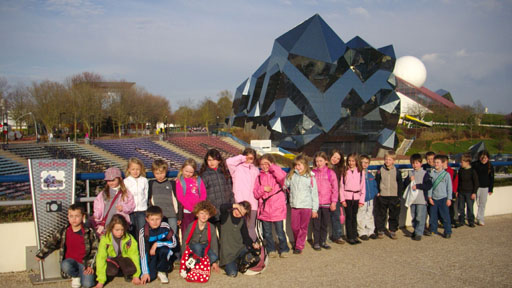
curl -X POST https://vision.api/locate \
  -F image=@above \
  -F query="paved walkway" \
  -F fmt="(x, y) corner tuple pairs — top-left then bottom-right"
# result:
(2, 214), (511, 288)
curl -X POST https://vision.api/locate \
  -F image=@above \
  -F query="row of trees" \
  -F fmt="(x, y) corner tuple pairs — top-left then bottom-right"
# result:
(0, 73), (234, 139)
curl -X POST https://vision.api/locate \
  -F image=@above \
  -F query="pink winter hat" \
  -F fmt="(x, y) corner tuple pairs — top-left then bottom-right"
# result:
(104, 167), (122, 181)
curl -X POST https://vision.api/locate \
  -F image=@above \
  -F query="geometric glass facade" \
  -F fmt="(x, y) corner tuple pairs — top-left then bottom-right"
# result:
(230, 14), (400, 156)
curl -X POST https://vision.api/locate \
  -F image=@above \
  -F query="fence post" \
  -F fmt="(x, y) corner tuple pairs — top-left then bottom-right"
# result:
(86, 179), (90, 214)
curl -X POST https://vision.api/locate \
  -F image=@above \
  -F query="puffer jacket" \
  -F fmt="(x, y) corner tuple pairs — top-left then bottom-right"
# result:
(96, 232), (141, 284)
(253, 164), (287, 221)
(285, 170), (318, 212)
(93, 188), (135, 225)
(227, 155), (260, 210)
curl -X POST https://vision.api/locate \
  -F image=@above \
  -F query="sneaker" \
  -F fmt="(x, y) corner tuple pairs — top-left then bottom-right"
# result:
(293, 249), (302, 254)
(279, 252), (289, 258)
(389, 231), (397, 240)
(71, 277), (81, 288)
(444, 233), (452, 239)
(347, 239), (357, 245)
(158, 271), (169, 284)
(360, 235), (369, 241)
(369, 233), (378, 240)
(377, 232), (385, 239)
(268, 251), (278, 258)
(320, 243), (331, 250)
(333, 238), (345, 244)
(412, 235), (422, 241)
(313, 244), (321, 251)
(354, 239), (362, 244)
(477, 222), (485, 226)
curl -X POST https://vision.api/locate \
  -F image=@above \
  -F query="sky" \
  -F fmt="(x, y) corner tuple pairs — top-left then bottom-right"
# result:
(0, 0), (511, 113)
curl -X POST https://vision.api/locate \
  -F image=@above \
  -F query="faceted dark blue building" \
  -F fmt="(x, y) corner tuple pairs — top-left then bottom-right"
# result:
(229, 14), (400, 156)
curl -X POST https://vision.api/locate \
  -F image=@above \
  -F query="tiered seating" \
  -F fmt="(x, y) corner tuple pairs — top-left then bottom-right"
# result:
(167, 136), (243, 159)
(46, 143), (122, 172)
(94, 138), (186, 170)
(0, 155), (27, 175)
(0, 156), (30, 199)
(6, 144), (52, 159)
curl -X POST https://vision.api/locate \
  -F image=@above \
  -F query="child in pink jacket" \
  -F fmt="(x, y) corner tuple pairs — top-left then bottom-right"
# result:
(340, 153), (366, 245)
(176, 159), (207, 232)
(92, 167), (135, 236)
(312, 151), (338, 250)
(226, 148), (259, 240)
(253, 154), (289, 258)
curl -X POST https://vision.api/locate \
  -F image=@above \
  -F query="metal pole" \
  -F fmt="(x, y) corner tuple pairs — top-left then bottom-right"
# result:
(86, 179), (90, 214)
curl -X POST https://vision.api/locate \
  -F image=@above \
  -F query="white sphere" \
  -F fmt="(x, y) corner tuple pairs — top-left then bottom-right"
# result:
(393, 56), (427, 88)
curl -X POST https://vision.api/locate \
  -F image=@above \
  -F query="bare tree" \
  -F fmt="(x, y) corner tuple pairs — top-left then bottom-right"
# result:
(6, 84), (33, 129)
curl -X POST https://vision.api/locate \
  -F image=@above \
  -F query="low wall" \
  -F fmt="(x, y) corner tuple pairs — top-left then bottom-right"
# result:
(1, 186), (511, 273)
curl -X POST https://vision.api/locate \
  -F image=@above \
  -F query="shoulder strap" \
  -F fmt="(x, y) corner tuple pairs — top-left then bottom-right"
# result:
(180, 176), (186, 196)
(432, 171), (448, 192)
(185, 220), (198, 245)
(101, 191), (121, 224)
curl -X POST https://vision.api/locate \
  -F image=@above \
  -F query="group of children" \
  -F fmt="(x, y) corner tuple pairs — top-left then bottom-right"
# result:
(35, 148), (495, 287)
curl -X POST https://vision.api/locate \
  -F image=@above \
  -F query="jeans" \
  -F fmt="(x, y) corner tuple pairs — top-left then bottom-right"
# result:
(146, 247), (172, 281)
(261, 220), (289, 254)
(330, 201), (344, 240)
(429, 197), (452, 235)
(130, 211), (146, 237)
(476, 187), (489, 224)
(223, 247), (248, 277)
(189, 243), (219, 264)
(410, 204), (427, 236)
(61, 258), (96, 288)
(458, 193), (475, 225)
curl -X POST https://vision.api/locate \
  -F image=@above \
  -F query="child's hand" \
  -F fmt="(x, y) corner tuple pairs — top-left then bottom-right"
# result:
(177, 220), (182, 226)
(264, 186), (272, 192)
(95, 283), (104, 288)
(132, 277), (142, 285)
(252, 242), (260, 249)
(446, 199), (451, 207)
(312, 211), (318, 218)
(150, 243), (158, 256)
(97, 225), (104, 234)
(377, 193), (380, 197)
(329, 203), (336, 211)
(84, 266), (94, 275)
(116, 205), (123, 212)
(410, 176), (415, 181)
(341, 201), (347, 208)
(35, 256), (43, 262)
(412, 185), (417, 190)
(358, 203), (364, 208)
(428, 198), (434, 206)
(140, 274), (150, 284)
(471, 194), (476, 200)
(212, 262), (220, 273)
(489, 191), (493, 195)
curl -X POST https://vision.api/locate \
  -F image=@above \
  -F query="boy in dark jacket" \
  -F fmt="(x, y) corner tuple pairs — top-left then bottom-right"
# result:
(36, 204), (98, 288)
(375, 151), (404, 240)
(457, 153), (479, 227)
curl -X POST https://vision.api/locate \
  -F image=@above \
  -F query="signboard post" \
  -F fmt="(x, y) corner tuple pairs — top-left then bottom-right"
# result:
(29, 159), (76, 284)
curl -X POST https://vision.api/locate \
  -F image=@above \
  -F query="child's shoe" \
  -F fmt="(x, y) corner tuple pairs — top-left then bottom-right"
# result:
(333, 238), (345, 244)
(377, 232), (385, 239)
(158, 271), (169, 284)
(313, 244), (322, 251)
(320, 243), (331, 249)
(369, 233), (378, 239)
(360, 235), (369, 241)
(412, 235), (422, 241)
(71, 277), (81, 288)
(469, 223), (476, 228)
(444, 233), (452, 239)
(389, 231), (397, 240)
(423, 230), (432, 236)
(268, 251), (278, 258)
(279, 252), (289, 258)
(293, 249), (302, 254)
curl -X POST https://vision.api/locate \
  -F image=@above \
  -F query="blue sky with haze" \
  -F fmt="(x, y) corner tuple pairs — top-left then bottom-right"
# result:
(1, 0), (511, 113)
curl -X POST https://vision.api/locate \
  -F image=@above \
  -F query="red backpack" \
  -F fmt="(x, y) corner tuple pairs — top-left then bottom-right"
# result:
(179, 221), (211, 283)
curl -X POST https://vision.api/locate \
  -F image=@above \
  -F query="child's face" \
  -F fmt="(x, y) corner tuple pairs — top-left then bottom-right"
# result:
(153, 169), (167, 182)
(197, 210), (210, 224)
(461, 160), (470, 168)
(442, 160), (448, 169)
(232, 206), (247, 218)
(245, 154), (255, 165)
(330, 153), (341, 165)
(384, 156), (394, 168)
(207, 156), (220, 169)
(295, 162), (305, 174)
(361, 158), (369, 170)
(260, 159), (271, 172)
(434, 159), (443, 170)
(107, 178), (120, 188)
(128, 163), (141, 178)
(411, 160), (422, 170)
(426, 155), (435, 166)
(480, 155), (489, 164)
(182, 165), (195, 178)
(67, 209), (83, 228)
(348, 157), (356, 168)
(315, 157), (327, 168)
(112, 224), (124, 239)
(146, 214), (163, 229)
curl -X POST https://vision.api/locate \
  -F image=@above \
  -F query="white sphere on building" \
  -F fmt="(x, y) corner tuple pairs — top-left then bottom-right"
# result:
(393, 56), (427, 88)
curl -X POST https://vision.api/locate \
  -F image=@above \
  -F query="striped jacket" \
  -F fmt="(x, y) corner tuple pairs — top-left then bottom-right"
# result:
(138, 221), (177, 276)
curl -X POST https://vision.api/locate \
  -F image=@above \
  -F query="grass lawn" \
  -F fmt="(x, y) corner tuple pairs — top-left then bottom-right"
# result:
(407, 138), (512, 155)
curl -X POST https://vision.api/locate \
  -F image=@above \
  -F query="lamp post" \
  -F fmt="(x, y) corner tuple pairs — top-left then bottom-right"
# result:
(14, 112), (38, 142)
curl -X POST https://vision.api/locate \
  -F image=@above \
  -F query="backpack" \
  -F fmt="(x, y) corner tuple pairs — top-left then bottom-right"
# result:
(179, 176), (202, 197)
(240, 220), (268, 275)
